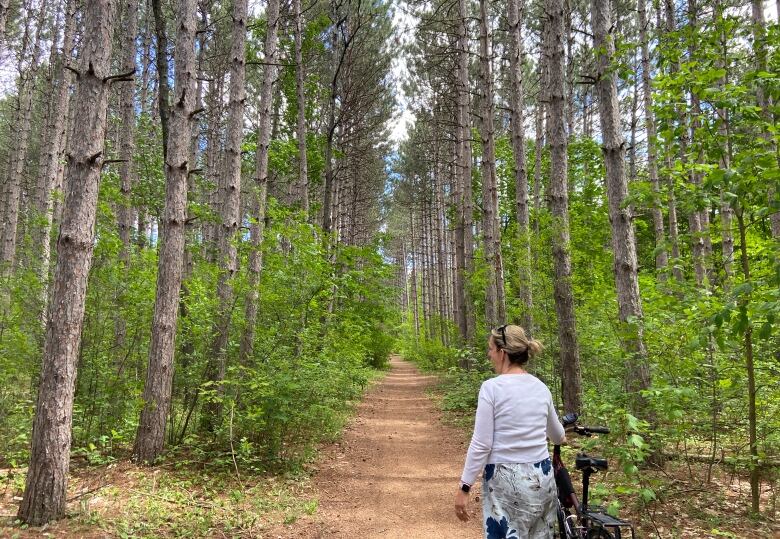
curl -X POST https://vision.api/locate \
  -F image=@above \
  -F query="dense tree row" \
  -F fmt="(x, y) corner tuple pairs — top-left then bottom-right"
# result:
(0, 0), (396, 525)
(392, 0), (779, 515)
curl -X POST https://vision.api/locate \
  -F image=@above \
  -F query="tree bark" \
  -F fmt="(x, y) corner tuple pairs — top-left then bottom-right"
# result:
(687, 0), (712, 286)
(206, 0), (248, 425)
(0, 0), (10, 46)
(456, 0), (475, 342)
(294, 0), (308, 212)
(736, 208), (759, 514)
(545, 0), (581, 415)
(410, 213), (420, 338)
(533, 99), (544, 236)
(715, 4), (733, 279)
(508, 0), (533, 333)
(18, 0), (117, 524)
(750, 0), (779, 237)
(1, 0), (47, 274)
(114, 0), (139, 358)
(592, 0), (652, 410)
(239, 0), (279, 363)
(477, 0), (505, 327)
(151, 0), (170, 159)
(35, 0), (75, 314)
(663, 0), (684, 282)
(638, 0), (668, 274)
(133, 0), (197, 464)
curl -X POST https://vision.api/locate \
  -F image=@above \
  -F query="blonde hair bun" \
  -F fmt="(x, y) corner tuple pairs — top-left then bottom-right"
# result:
(491, 324), (544, 363)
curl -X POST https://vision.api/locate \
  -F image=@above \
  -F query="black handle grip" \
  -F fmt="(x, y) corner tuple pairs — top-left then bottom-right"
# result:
(583, 426), (610, 434)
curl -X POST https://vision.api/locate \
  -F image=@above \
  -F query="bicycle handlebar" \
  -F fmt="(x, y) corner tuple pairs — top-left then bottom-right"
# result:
(559, 413), (610, 436)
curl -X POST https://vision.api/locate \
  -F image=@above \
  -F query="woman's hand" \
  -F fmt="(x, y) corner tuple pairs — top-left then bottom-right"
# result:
(454, 489), (470, 522)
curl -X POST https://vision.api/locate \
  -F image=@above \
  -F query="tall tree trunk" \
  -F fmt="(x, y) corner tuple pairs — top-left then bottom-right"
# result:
(565, 6), (574, 139)
(629, 62), (638, 181)
(294, 0), (308, 212)
(410, 213), (420, 338)
(545, 0), (581, 415)
(322, 12), (339, 236)
(18, 0), (117, 524)
(203, 70), (224, 255)
(239, 0), (279, 363)
(478, 0), (505, 327)
(736, 207), (759, 513)
(456, 0), (475, 341)
(533, 99), (544, 236)
(434, 152), (449, 345)
(35, 0), (75, 315)
(508, 0), (533, 333)
(663, 0), (684, 282)
(453, 116), (467, 341)
(687, 0), (712, 286)
(592, 0), (652, 411)
(114, 0), (139, 358)
(638, 0), (668, 274)
(751, 0), (779, 237)
(133, 0), (197, 464)
(0, 0), (9, 46)
(206, 0), (248, 426)
(1, 0), (47, 274)
(716, 4), (733, 279)
(152, 0), (170, 158)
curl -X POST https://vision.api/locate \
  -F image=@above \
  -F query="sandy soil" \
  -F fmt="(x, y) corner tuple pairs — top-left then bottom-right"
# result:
(271, 356), (484, 538)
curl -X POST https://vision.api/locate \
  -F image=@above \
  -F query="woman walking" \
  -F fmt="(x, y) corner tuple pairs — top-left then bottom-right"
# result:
(455, 324), (566, 538)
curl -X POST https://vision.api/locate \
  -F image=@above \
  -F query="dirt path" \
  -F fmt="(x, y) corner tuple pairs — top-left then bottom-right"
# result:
(275, 356), (484, 538)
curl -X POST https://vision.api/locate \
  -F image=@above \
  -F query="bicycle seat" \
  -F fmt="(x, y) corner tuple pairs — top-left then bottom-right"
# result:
(575, 453), (608, 471)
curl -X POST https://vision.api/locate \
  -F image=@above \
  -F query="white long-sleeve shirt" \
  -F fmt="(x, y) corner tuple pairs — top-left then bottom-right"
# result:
(460, 373), (566, 486)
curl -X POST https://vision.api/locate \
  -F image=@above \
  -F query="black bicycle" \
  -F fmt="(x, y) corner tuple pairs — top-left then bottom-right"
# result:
(553, 414), (635, 539)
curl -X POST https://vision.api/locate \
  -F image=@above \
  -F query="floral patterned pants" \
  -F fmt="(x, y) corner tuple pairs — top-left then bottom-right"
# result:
(481, 459), (557, 539)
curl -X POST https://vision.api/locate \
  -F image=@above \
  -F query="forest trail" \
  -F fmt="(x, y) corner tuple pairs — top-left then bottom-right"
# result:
(274, 356), (484, 538)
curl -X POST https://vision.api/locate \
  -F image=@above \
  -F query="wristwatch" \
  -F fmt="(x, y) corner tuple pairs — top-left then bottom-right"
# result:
(460, 482), (471, 493)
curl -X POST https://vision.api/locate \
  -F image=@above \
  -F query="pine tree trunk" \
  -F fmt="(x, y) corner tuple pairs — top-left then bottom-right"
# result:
(545, 0), (581, 415)
(478, 0), (504, 327)
(206, 0), (248, 425)
(114, 0), (139, 359)
(151, 0), (170, 158)
(736, 208), (759, 514)
(434, 155), (449, 345)
(240, 0), (279, 363)
(323, 14), (339, 236)
(592, 0), (652, 409)
(410, 213), (420, 338)
(751, 0), (779, 237)
(0, 0), (9, 45)
(35, 0), (75, 314)
(203, 70), (224, 255)
(18, 0), (117, 524)
(629, 65), (638, 181)
(533, 99), (544, 236)
(453, 119), (468, 341)
(1, 1), (47, 274)
(638, 0), (668, 274)
(715, 5), (733, 279)
(663, 0), (684, 282)
(457, 0), (475, 342)
(687, 0), (712, 285)
(133, 0), (197, 464)
(508, 0), (533, 333)
(294, 0), (308, 212)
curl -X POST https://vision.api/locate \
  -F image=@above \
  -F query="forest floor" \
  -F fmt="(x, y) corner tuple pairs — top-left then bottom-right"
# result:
(1, 356), (778, 538)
